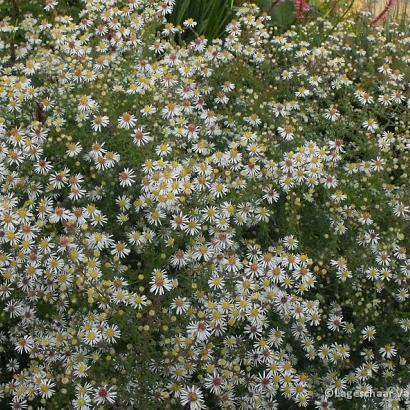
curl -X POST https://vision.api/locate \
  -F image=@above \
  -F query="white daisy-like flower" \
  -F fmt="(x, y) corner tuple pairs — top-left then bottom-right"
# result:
(118, 112), (137, 129)
(15, 335), (34, 354)
(94, 386), (117, 405)
(362, 118), (379, 132)
(91, 115), (109, 132)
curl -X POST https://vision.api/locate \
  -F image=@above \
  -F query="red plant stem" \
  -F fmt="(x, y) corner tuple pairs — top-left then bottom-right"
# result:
(370, 0), (396, 26)
(294, 0), (309, 20)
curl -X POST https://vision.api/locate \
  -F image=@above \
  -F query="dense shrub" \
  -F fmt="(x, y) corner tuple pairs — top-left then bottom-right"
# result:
(0, 1), (409, 409)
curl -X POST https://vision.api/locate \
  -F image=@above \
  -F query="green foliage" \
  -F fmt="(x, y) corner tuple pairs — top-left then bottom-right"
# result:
(169, 0), (235, 39)
(260, 0), (297, 27)
(0, 0), (409, 409)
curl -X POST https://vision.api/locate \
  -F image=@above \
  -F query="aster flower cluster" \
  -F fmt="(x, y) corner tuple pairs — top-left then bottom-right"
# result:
(0, 1), (409, 409)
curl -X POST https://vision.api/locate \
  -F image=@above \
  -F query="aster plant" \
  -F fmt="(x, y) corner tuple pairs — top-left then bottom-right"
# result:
(0, 1), (409, 409)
